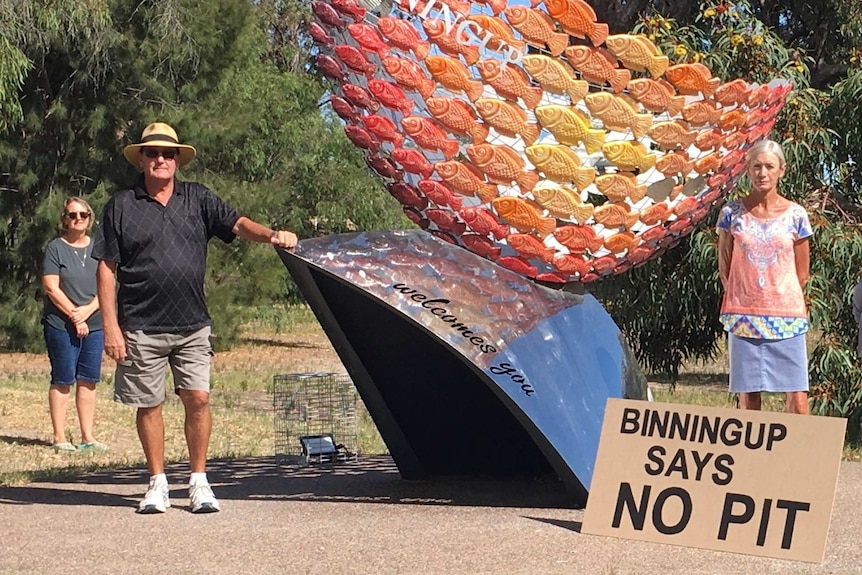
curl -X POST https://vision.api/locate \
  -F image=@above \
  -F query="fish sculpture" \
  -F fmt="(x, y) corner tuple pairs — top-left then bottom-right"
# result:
(391, 147), (435, 178)
(503, 6), (569, 56)
(382, 57), (436, 99)
(531, 184), (595, 222)
(507, 233), (556, 262)
(539, 0), (609, 46)
(584, 92), (653, 139)
(435, 161), (499, 203)
(694, 128), (725, 152)
(378, 17), (431, 60)
(553, 225), (604, 254)
(403, 207), (429, 229)
(347, 23), (390, 58)
(329, 0), (366, 21)
(647, 120), (698, 150)
(552, 253), (592, 276)
(426, 97), (490, 144)
(462, 233), (502, 259)
(368, 79), (414, 115)
(366, 155), (402, 179)
(492, 196), (557, 238)
(309, 22), (335, 48)
(595, 173), (647, 202)
(467, 143), (540, 192)
(604, 231), (637, 254)
(524, 145), (595, 190)
(626, 78), (686, 116)
(387, 182), (428, 210)
(665, 63), (721, 97)
(713, 78), (751, 106)
(565, 46), (631, 93)
(521, 55), (589, 103)
(401, 116), (461, 160)
(682, 100), (722, 127)
(605, 34), (668, 77)
(638, 202), (672, 225)
(693, 151), (722, 175)
(315, 54), (347, 82)
(426, 56), (484, 102)
(473, 0), (507, 15)
(344, 125), (380, 153)
(418, 179), (462, 210)
(426, 208), (467, 235)
(593, 201), (639, 230)
(476, 60), (544, 110)
(601, 141), (656, 172)
(474, 98), (541, 146)
(330, 96), (362, 123)
(534, 105), (606, 154)
(311, 1), (344, 28)
(655, 150), (694, 177)
(467, 15), (526, 52)
(422, 19), (480, 65)
(342, 83), (379, 111)
(459, 206), (510, 240)
(334, 44), (376, 78)
(718, 109), (747, 131)
(497, 256), (538, 278)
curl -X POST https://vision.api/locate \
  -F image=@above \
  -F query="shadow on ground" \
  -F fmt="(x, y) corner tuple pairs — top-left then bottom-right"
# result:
(0, 455), (577, 510)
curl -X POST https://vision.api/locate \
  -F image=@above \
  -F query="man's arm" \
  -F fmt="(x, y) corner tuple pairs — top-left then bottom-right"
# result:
(232, 216), (298, 249)
(97, 259), (125, 362)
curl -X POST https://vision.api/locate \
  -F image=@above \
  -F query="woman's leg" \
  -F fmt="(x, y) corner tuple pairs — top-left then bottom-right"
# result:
(76, 381), (97, 443)
(738, 391), (762, 410)
(785, 391), (810, 414)
(44, 324), (77, 445)
(48, 385), (72, 444)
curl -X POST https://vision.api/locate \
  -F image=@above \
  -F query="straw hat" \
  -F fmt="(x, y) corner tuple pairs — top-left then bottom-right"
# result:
(123, 122), (197, 167)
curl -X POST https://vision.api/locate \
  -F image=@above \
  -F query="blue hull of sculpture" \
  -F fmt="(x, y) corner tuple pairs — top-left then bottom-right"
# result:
(277, 230), (647, 503)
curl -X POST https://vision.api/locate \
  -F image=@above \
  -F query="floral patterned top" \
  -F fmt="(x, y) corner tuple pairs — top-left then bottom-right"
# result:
(717, 199), (813, 339)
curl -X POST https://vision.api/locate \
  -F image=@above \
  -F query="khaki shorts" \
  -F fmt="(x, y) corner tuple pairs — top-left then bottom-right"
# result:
(114, 326), (213, 408)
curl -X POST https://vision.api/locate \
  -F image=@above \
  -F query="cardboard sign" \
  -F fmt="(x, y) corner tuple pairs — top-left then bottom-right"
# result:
(582, 399), (846, 563)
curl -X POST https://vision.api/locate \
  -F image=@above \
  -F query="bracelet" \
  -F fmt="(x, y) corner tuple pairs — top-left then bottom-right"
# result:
(270, 230), (278, 239)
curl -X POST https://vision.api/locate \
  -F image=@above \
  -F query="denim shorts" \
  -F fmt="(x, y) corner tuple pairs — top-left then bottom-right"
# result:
(43, 324), (104, 386)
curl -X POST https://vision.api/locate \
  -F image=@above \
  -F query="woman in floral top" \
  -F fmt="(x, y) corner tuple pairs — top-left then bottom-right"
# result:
(717, 139), (812, 414)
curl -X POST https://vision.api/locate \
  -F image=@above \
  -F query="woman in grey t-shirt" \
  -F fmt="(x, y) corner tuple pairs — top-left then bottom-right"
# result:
(42, 197), (106, 452)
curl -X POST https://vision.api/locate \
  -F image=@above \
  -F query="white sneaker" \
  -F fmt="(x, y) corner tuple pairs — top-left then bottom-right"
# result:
(189, 481), (221, 513)
(138, 477), (170, 514)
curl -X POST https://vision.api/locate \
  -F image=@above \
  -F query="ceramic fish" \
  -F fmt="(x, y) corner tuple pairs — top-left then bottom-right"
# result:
(673, 196), (699, 217)
(593, 201), (639, 229)
(693, 151), (722, 175)
(718, 109), (747, 131)
(552, 253), (592, 275)
(723, 130), (746, 152)
(342, 83), (379, 111)
(503, 7), (568, 56)
(640, 225), (667, 245)
(507, 233), (555, 262)
(403, 206), (430, 229)
(747, 84), (770, 107)
(601, 141), (656, 172)
(315, 54), (346, 82)
(435, 161), (499, 203)
(347, 23), (390, 59)
(665, 63), (721, 97)
(638, 201), (672, 225)
(368, 79), (414, 115)
(382, 57), (436, 99)
(401, 116), (461, 160)
(468, 15), (526, 52)
(595, 173), (647, 202)
(476, 60), (543, 110)
(522, 55), (589, 103)
(426, 97), (489, 143)
(387, 181), (428, 210)
(531, 184), (595, 222)
(474, 0), (507, 15)
(647, 120), (697, 150)
(492, 196), (557, 238)
(426, 208), (467, 235)
(361, 115), (405, 147)
(431, 229), (458, 244)
(344, 125), (380, 153)
(626, 243), (658, 264)
(682, 100), (722, 127)
(378, 17), (431, 61)
(713, 78), (750, 107)
(565, 46), (631, 93)
(391, 147), (434, 178)
(467, 143), (540, 192)
(534, 105), (606, 154)
(585, 92), (653, 139)
(366, 155), (402, 179)
(604, 231), (637, 254)
(626, 78), (685, 116)
(329, 0), (366, 21)
(334, 44), (377, 78)
(553, 225), (603, 253)
(694, 128), (724, 152)
(309, 22), (335, 48)
(605, 34), (668, 77)
(461, 233), (502, 259)
(497, 256), (538, 278)
(311, 1), (343, 28)
(425, 56), (484, 102)
(524, 145), (595, 189)
(422, 19), (480, 65)
(592, 254), (619, 273)
(655, 150), (694, 177)
(539, 0), (609, 46)
(459, 206), (510, 239)
(418, 179), (462, 210)
(330, 96), (362, 123)
(535, 272), (567, 284)
(474, 98), (540, 146)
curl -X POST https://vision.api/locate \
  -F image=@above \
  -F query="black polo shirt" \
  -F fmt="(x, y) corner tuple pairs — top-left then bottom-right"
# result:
(92, 176), (240, 332)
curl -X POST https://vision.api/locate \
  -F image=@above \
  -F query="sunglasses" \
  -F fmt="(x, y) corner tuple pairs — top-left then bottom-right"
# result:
(66, 212), (91, 220)
(142, 148), (178, 160)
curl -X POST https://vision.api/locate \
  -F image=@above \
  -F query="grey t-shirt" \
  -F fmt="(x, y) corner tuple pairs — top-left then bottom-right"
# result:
(42, 237), (103, 331)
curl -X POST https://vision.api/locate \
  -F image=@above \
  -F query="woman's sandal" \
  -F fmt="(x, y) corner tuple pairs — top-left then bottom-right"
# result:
(52, 442), (77, 452)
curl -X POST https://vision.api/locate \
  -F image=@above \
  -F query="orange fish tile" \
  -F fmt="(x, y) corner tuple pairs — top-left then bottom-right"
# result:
(382, 57), (436, 99)
(601, 141), (656, 172)
(503, 6), (569, 57)
(534, 105), (606, 154)
(647, 120), (698, 150)
(475, 98), (541, 146)
(391, 147), (435, 178)
(593, 201), (639, 230)
(368, 79), (414, 115)
(507, 233), (556, 262)
(673, 196), (699, 217)
(627, 78), (686, 116)
(717, 109), (747, 131)
(476, 60), (543, 110)
(656, 150), (694, 177)
(422, 19), (480, 65)
(694, 128), (725, 152)
(553, 253), (592, 276)
(361, 115), (405, 147)
(713, 78), (750, 106)
(492, 196), (557, 238)
(467, 15), (526, 52)
(638, 201), (672, 225)
(693, 151), (722, 175)
(540, 0), (609, 46)
(425, 55), (484, 102)
(435, 160), (499, 203)
(585, 92), (653, 139)
(474, 0), (507, 15)
(522, 55), (589, 103)
(426, 97), (490, 144)
(401, 116), (461, 160)
(531, 184), (594, 222)
(682, 100), (722, 127)
(604, 231), (637, 254)
(525, 144), (596, 189)
(605, 34), (669, 77)
(553, 225), (603, 254)
(665, 63), (721, 97)
(565, 46), (631, 93)
(467, 143), (540, 193)
(595, 172), (647, 202)
(377, 17), (430, 60)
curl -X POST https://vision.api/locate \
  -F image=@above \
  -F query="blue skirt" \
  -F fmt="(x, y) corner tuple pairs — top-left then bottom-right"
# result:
(728, 333), (809, 393)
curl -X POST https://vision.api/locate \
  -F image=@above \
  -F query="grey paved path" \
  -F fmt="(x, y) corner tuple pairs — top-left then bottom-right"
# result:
(2, 456), (860, 575)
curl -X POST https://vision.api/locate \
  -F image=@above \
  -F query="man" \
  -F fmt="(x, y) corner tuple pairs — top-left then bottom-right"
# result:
(93, 122), (298, 514)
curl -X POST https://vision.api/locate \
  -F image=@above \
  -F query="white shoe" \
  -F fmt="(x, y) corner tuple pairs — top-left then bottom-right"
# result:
(138, 477), (170, 514)
(189, 481), (221, 513)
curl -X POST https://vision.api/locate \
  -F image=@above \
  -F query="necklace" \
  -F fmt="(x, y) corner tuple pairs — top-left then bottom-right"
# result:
(72, 246), (88, 267)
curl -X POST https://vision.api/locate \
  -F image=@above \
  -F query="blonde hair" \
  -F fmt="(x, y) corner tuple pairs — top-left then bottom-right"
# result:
(59, 196), (95, 232)
(745, 139), (786, 168)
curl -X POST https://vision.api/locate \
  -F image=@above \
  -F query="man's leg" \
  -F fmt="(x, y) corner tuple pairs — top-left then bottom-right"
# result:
(738, 391), (762, 410)
(178, 389), (211, 473)
(137, 403), (166, 475)
(786, 391), (810, 414)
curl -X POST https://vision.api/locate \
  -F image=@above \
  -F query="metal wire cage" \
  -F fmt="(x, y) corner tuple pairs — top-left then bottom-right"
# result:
(272, 372), (358, 464)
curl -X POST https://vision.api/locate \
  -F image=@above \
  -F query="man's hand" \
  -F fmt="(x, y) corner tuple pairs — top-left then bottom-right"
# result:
(104, 324), (126, 363)
(270, 230), (298, 249)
